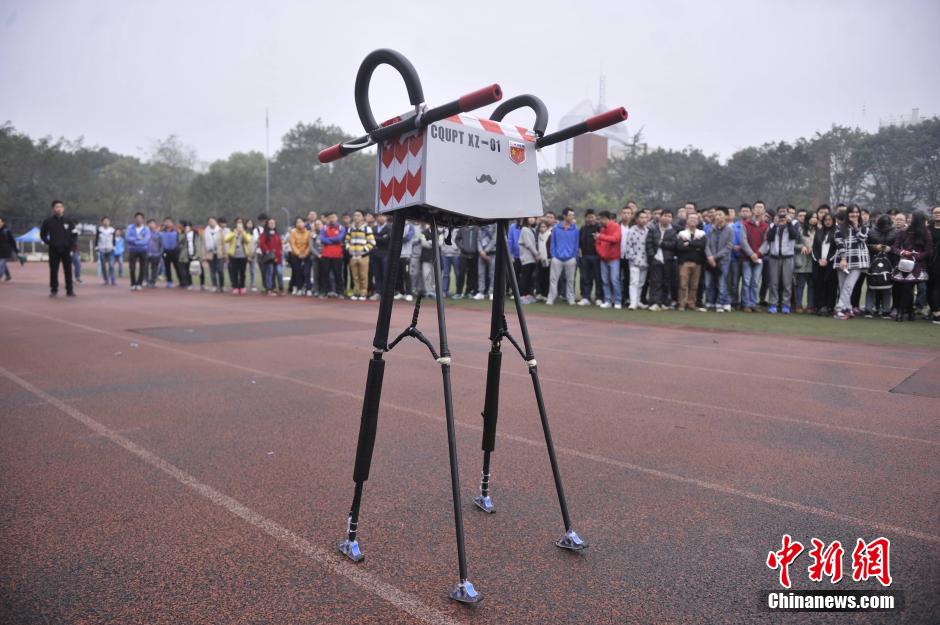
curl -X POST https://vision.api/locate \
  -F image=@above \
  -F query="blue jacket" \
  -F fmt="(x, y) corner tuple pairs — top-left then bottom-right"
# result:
(125, 224), (151, 253)
(114, 236), (125, 256)
(550, 222), (579, 261)
(147, 230), (164, 257)
(730, 221), (744, 260)
(508, 222), (521, 259)
(160, 229), (179, 252)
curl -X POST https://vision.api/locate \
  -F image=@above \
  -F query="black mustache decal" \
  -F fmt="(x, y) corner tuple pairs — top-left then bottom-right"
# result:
(475, 174), (497, 185)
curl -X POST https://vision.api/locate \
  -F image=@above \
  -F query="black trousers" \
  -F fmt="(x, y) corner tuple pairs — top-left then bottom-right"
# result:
(129, 250), (147, 286)
(813, 264), (837, 312)
(163, 249), (180, 283)
(371, 252), (387, 295)
(289, 255), (304, 291)
(48, 247), (73, 294)
(322, 257), (344, 294)
(579, 255), (600, 301)
(461, 253), (477, 295)
(230, 257), (247, 289)
(520, 262), (536, 296)
(851, 274), (865, 309)
(648, 261), (674, 306)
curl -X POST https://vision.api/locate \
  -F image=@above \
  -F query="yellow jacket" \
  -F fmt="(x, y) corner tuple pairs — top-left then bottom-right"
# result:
(223, 230), (252, 257)
(289, 227), (311, 258)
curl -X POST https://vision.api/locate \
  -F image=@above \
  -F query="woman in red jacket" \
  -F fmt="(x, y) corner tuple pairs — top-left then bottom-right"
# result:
(259, 218), (284, 296)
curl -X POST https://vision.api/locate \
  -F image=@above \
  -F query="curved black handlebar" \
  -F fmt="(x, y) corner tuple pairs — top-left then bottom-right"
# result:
(354, 48), (425, 134)
(490, 94), (549, 137)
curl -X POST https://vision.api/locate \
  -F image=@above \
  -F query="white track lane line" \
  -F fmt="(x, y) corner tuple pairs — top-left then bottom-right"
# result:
(3, 305), (938, 546)
(0, 367), (462, 625)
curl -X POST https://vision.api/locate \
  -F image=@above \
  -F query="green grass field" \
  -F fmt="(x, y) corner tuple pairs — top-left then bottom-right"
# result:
(449, 297), (940, 348)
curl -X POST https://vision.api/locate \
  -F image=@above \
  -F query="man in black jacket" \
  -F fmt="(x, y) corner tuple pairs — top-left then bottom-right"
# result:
(577, 209), (601, 305)
(646, 209), (678, 310)
(39, 200), (77, 297)
(0, 216), (19, 281)
(370, 212), (390, 300)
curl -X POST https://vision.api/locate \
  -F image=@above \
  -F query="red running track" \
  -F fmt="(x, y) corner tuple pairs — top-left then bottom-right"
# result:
(1, 264), (938, 624)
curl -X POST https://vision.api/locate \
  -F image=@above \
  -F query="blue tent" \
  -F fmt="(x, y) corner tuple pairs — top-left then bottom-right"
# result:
(16, 227), (42, 243)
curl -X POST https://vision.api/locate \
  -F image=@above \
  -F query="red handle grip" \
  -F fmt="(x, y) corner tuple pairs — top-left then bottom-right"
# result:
(458, 84), (503, 112)
(585, 107), (628, 131)
(318, 143), (343, 164)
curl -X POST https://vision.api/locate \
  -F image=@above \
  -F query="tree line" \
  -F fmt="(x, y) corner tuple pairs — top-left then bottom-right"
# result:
(1, 116), (937, 232)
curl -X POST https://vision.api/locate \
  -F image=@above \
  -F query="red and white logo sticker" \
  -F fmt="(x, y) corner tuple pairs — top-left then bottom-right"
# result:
(509, 141), (525, 165)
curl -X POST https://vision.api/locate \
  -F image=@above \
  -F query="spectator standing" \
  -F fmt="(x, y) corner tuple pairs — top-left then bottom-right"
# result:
(146, 219), (164, 288)
(865, 214), (896, 318)
(440, 226), (462, 299)
(764, 207), (800, 314)
(344, 210), (375, 300)
(518, 217), (539, 303)
(114, 229), (125, 279)
(833, 205), (869, 320)
(224, 218), (251, 295)
(793, 212), (816, 313)
(417, 225), (436, 298)
(178, 221), (202, 290)
(204, 217), (225, 292)
(308, 218), (323, 297)
(475, 223), (498, 300)
(811, 213), (838, 315)
(728, 206), (745, 309)
(371, 213), (390, 300)
(125, 212), (150, 291)
(395, 220), (416, 301)
(160, 217), (180, 288)
(619, 204), (635, 307)
(704, 206), (734, 312)
(259, 218), (284, 296)
(245, 218), (260, 292)
(891, 211), (932, 322)
(0, 216), (19, 282)
(578, 209), (601, 306)
(95, 216), (117, 286)
(547, 208), (579, 306)
(454, 225), (478, 298)
(289, 217), (312, 295)
(929, 206), (940, 324)
(594, 210), (622, 308)
(646, 208), (677, 311)
(508, 219), (522, 294)
(40, 201), (78, 296)
(676, 212), (706, 311)
(320, 213), (346, 297)
(624, 209), (651, 310)
(536, 220), (551, 300)
(740, 203), (767, 312)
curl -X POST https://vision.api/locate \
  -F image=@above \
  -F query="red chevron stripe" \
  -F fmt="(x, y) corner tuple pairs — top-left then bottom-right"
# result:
(479, 119), (504, 135)
(379, 179), (394, 205)
(406, 168), (422, 196)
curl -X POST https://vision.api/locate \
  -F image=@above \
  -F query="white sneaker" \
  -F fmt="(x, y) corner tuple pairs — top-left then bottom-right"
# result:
(472, 293), (485, 300)
(578, 298), (590, 306)
(716, 306), (726, 313)
(722, 304), (732, 312)
(628, 304), (637, 311)
(404, 294), (414, 302)
(614, 303), (622, 310)
(649, 304), (661, 311)
(696, 307), (707, 312)
(638, 303), (649, 310)
(546, 299), (555, 306)
(489, 294), (494, 300)
(598, 301), (611, 309)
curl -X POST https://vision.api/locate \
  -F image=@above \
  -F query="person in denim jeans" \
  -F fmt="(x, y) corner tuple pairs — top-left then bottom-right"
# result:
(704, 206), (734, 311)
(727, 206), (743, 309)
(740, 204), (768, 312)
(594, 211), (622, 308)
(440, 230), (462, 299)
(95, 216), (117, 286)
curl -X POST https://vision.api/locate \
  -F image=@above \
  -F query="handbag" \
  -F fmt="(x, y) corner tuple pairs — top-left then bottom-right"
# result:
(189, 260), (201, 274)
(897, 257), (915, 273)
(261, 251), (276, 264)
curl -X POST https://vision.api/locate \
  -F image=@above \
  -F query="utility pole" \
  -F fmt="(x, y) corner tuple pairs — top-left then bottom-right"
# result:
(265, 107), (271, 214)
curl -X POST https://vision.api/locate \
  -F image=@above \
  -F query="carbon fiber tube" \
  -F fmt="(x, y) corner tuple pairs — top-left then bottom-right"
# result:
(352, 355), (385, 483)
(481, 350), (502, 452)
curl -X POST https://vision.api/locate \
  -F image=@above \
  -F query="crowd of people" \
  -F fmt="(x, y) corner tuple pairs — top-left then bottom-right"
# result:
(10, 200), (940, 325)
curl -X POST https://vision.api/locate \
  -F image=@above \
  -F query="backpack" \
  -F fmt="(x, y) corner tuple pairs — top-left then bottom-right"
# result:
(867, 253), (893, 290)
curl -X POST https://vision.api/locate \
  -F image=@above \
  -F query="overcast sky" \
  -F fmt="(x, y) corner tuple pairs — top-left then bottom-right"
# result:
(1, 0), (938, 169)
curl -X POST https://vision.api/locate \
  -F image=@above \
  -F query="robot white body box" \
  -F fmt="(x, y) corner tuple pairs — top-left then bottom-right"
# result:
(375, 111), (542, 222)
